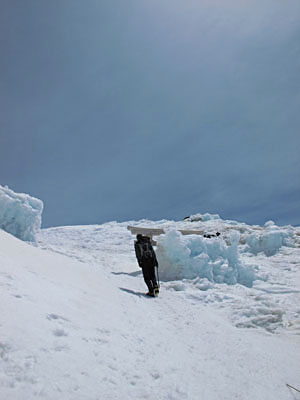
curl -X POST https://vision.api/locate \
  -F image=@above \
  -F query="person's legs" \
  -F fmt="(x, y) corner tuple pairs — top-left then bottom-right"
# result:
(142, 267), (154, 293)
(149, 265), (158, 289)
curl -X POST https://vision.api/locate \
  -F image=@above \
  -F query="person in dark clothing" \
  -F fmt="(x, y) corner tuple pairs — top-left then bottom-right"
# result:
(134, 234), (159, 297)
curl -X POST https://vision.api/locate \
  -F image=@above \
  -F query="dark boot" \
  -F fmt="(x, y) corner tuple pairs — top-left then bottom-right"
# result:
(146, 291), (155, 297)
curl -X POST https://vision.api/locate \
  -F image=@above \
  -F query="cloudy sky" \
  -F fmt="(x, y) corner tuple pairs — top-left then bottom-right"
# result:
(1, 0), (300, 227)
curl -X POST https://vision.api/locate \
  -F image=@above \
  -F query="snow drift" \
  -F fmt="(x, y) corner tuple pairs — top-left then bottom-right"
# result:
(0, 185), (43, 241)
(156, 230), (256, 287)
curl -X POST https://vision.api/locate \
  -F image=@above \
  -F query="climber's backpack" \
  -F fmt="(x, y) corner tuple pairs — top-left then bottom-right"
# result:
(139, 242), (154, 260)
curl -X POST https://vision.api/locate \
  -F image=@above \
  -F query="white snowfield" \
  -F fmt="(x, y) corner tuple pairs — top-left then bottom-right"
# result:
(1, 215), (300, 399)
(0, 185), (43, 241)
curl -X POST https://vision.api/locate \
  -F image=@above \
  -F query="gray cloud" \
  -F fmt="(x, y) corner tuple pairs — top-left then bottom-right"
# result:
(1, 0), (299, 227)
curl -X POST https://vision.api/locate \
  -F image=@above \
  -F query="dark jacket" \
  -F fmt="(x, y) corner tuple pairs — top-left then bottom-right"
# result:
(134, 237), (158, 268)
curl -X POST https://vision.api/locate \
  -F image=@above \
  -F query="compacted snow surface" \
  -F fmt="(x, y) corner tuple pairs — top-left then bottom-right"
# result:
(1, 215), (300, 399)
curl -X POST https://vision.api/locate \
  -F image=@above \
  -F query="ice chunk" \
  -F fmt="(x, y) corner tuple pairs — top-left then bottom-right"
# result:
(186, 212), (221, 222)
(156, 230), (256, 287)
(201, 213), (221, 222)
(246, 222), (294, 256)
(0, 185), (43, 241)
(264, 220), (276, 228)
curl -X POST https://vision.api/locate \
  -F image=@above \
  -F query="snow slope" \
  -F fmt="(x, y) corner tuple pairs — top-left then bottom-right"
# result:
(1, 217), (300, 399)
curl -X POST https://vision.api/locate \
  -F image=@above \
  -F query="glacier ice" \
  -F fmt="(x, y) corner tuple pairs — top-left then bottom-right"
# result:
(0, 185), (43, 241)
(245, 221), (294, 256)
(156, 230), (256, 287)
(185, 212), (221, 222)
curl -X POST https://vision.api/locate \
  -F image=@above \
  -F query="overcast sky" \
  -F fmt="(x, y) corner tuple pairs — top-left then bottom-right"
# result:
(1, 0), (300, 227)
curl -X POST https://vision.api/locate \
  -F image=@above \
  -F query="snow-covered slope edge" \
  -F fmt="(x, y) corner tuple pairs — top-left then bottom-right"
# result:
(1, 223), (299, 399)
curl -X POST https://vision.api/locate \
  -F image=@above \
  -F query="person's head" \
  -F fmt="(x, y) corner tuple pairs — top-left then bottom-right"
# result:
(136, 234), (143, 241)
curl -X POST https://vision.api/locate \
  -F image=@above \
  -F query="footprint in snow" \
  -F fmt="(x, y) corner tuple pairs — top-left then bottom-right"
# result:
(53, 328), (68, 337)
(0, 342), (11, 361)
(47, 313), (69, 322)
(81, 335), (109, 344)
(150, 371), (161, 380)
(4, 273), (14, 280)
(54, 344), (69, 352)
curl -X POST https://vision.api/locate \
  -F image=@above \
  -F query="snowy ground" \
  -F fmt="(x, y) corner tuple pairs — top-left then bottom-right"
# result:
(1, 216), (300, 399)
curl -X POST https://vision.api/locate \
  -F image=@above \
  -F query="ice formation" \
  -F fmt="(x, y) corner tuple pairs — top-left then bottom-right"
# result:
(0, 185), (43, 241)
(156, 230), (256, 287)
(245, 221), (294, 256)
(185, 212), (221, 222)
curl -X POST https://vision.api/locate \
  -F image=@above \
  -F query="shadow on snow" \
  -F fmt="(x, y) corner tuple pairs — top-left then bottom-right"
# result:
(119, 287), (148, 297)
(112, 270), (142, 277)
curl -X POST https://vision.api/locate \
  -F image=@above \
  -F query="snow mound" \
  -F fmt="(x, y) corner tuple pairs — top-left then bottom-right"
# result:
(157, 230), (256, 287)
(0, 185), (43, 241)
(245, 221), (294, 256)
